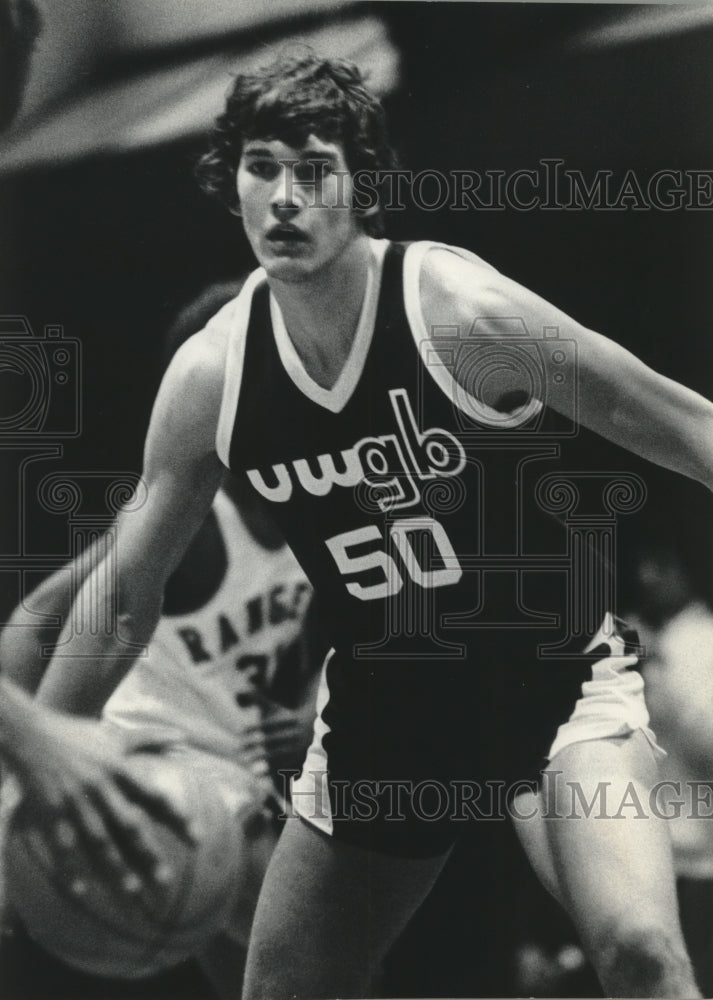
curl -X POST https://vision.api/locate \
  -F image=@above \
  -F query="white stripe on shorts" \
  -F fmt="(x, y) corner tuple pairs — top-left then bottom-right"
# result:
(546, 612), (665, 762)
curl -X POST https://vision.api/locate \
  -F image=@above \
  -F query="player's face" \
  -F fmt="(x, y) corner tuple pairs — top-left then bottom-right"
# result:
(236, 136), (363, 282)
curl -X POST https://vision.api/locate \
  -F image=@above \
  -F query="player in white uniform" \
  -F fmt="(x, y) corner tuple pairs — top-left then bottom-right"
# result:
(103, 481), (312, 769)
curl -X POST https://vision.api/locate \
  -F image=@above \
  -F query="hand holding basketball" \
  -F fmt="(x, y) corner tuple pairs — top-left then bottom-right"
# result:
(3, 708), (195, 897)
(4, 746), (279, 977)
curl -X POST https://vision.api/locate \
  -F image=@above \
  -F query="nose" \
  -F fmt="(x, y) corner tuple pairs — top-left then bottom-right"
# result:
(271, 163), (301, 221)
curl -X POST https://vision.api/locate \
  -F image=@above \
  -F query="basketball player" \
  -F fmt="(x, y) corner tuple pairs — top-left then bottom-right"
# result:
(1, 53), (711, 997)
(0, 286), (319, 996)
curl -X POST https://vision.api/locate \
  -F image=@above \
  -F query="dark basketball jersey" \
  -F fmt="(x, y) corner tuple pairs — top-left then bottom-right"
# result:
(219, 239), (574, 664)
(213, 238), (649, 855)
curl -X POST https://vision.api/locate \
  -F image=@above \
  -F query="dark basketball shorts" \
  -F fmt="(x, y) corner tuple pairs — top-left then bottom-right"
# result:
(291, 613), (662, 857)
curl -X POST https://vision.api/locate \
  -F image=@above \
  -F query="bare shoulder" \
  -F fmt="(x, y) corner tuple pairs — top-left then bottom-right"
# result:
(419, 243), (583, 338)
(419, 245), (505, 331)
(160, 326), (227, 421)
(143, 322), (231, 474)
(171, 320), (229, 382)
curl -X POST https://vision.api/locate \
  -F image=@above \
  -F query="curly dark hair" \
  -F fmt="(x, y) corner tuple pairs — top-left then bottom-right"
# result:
(195, 51), (398, 237)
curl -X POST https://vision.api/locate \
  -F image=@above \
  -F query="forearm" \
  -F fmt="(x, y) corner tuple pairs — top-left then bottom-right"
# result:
(35, 580), (163, 717)
(0, 614), (57, 694)
(615, 376), (713, 488)
(578, 337), (713, 490)
(0, 674), (55, 772)
(0, 585), (71, 694)
(0, 537), (110, 694)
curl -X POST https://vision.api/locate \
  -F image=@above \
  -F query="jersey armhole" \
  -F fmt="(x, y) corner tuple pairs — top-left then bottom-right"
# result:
(402, 241), (543, 428)
(402, 241), (493, 417)
(209, 487), (252, 567)
(215, 268), (267, 467)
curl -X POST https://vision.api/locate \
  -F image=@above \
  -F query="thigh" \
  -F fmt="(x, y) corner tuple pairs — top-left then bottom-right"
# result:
(539, 731), (682, 950)
(242, 816), (450, 1000)
(509, 786), (562, 903)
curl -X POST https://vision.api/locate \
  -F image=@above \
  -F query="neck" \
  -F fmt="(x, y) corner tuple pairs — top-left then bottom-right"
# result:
(270, 235), (374, 389)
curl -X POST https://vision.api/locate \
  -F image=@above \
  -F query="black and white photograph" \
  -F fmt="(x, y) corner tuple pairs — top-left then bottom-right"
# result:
(1, 2), (713, 997)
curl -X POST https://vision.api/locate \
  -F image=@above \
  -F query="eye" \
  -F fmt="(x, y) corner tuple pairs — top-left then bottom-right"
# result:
(246, 160), (279, 180)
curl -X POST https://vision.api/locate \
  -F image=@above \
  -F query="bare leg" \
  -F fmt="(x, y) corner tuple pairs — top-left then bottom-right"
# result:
(242, 817), (450, 1000)
(509, 784), (563, 904)
(512, 732), (700, 998)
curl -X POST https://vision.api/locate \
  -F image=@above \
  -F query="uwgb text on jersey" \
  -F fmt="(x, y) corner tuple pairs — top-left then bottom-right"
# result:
(246, 388), (466, 511)
(242, 384), (626, 622)
(245, 386), (476, 604)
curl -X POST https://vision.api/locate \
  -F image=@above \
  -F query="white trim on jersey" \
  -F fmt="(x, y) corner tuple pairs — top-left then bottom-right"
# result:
(215, 267), (268, 468)
(402, 241), (545, 429)
(291, 649), (335, 837)
(268, 239), (389, 414)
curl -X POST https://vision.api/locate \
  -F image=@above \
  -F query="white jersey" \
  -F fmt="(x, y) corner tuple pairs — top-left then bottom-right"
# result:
(103, 489), (312, 758)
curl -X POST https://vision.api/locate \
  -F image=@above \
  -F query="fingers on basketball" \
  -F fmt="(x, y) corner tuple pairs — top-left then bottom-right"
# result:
(113, 763), (197, 846)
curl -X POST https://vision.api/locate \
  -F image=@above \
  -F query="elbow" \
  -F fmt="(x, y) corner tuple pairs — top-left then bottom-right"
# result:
(605, 398), (633, 436)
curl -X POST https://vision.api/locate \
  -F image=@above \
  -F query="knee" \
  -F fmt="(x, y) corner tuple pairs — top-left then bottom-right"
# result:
(591, 922), (696, 997)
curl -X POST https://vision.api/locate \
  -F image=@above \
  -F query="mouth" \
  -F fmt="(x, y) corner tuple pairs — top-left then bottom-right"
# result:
(266, 224), (309, 245)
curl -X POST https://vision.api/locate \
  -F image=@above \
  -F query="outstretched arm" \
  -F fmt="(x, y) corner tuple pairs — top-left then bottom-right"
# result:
(420, 248), (713, 489)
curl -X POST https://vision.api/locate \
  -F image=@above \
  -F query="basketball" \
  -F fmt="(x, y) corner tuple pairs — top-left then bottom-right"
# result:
(3, 749), (268, 979)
